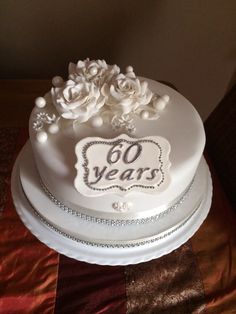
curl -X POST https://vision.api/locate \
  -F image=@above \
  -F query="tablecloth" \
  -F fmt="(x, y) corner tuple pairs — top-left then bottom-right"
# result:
(1, 128), (236, 314)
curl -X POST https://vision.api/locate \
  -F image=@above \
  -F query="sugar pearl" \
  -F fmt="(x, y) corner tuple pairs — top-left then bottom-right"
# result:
(91, 116), (103, 128)
(48, 123), (59, 134)
(35, 97), (46, 108)
(52, 76), (63, 87)
(36, 131), (48, 143)
(126, 66), (133, 73)
(153, 98), (166, 111)
(89, 66), (98, 76)
(140, 110), (149, 120)
(162, 94), (170, 103)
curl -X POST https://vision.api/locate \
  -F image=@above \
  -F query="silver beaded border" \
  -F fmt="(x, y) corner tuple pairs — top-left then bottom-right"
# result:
(31, 202), (200, 248)
(40, 178), (194, 227)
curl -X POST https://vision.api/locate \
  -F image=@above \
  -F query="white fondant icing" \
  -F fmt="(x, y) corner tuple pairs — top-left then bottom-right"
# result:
(29, 77), (205, 221)
(18, 144), (210, 248)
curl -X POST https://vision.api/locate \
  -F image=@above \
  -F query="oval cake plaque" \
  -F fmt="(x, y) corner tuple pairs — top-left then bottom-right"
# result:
(74, 134), (171, 196)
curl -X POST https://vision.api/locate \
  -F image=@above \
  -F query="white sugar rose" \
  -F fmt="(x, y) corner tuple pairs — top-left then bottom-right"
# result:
(68, 58), (120, 86)
(101, 72), (153, 115)
(51, 78), (105, 122)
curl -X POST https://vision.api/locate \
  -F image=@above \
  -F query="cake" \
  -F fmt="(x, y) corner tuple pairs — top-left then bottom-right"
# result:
(18, 59), (210, 252)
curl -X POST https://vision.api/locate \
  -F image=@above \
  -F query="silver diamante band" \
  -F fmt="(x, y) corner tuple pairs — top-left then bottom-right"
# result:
(32, 202), (200, 248)
(40, 178), (194, 227)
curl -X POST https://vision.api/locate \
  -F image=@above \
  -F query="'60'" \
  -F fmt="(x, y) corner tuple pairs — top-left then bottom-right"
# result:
(107, 142), (142, 164)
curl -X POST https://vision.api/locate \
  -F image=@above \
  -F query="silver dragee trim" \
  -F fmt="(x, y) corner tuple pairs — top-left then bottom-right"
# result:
(40, 178), (194, 227)
(31, 202), (200, 248)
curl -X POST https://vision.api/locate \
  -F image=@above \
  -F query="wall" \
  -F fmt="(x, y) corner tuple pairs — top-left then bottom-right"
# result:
(1, 0), (236, 120)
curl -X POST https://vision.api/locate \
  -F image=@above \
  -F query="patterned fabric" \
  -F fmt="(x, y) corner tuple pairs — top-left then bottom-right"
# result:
(1, 128), (236, 314)
(125, 243), (205, 313)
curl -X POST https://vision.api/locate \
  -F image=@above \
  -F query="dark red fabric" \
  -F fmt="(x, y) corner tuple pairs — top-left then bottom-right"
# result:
(1, 128), (59, 314)
(55, 255), (126, 314)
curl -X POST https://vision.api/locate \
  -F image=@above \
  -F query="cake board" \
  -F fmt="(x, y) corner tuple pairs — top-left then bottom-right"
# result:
(11, 142), (212, 266)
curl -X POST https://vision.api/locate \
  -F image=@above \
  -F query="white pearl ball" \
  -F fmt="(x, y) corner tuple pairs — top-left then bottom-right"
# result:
(36, 131), (48, 143)
(52, 76), (63, 87)
(140, 110), (149, 120)
(90, 116), (103, 128)
(126, 66), (133, 73)
(162, 94), (170, 103)
(89, 66), (98, 76)
(48, 123), (59, 134)
(154, 99), (166, 111)
(35, 97), (46, 108)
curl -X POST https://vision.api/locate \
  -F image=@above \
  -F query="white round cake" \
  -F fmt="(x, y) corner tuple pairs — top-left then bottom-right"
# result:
(18, 59), (210, 252)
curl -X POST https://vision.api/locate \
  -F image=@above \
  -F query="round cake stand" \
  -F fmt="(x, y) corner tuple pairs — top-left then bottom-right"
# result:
(11, 144), (212, 266)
